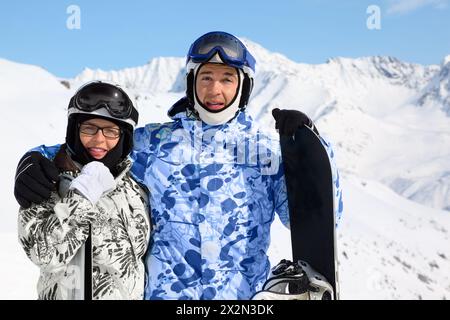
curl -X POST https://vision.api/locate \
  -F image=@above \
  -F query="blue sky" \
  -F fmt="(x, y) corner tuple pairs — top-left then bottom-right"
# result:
(1, 0), (449, 78)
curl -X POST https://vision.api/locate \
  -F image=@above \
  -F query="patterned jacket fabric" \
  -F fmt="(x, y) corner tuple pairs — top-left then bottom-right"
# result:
(130, 110), (343, 300)
(18, 146), (151, 300)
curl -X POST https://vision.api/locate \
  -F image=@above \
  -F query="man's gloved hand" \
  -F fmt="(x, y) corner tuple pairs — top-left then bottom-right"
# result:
(272, 108), (317, 136)
(14, 152), (59, 208)
(69, 161), (116, 205)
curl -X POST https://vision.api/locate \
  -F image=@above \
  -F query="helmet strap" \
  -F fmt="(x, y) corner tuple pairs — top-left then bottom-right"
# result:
(239, 74), (253, 109)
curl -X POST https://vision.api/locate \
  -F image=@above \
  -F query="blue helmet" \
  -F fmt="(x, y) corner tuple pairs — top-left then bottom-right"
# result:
(187, 31), (256, 73)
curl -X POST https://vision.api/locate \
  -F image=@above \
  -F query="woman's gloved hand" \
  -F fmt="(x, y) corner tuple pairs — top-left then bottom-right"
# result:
(69, 161), (116, 205)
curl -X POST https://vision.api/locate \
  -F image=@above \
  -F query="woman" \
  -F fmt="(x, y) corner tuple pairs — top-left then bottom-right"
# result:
(18, 81), (150, 300)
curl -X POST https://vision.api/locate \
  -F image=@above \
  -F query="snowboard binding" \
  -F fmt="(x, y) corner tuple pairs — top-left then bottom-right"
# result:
(252, 259), (334, 300)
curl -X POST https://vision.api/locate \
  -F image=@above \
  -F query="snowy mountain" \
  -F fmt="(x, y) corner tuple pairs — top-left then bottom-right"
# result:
(0, 39), (449, 299)
(72, 57), (186, 94)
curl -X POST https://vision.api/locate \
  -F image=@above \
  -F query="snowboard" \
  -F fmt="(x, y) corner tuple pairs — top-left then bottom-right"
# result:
(279, 126), (339, 300)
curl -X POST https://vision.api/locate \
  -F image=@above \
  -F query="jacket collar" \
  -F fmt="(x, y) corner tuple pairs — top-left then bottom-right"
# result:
(168, 97), (254, 134)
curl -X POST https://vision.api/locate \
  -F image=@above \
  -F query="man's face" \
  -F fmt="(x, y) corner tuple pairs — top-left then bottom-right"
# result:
(195, 63), (239, 112)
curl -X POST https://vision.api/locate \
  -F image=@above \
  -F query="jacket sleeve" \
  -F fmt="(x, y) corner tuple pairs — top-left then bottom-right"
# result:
(29, 144), (62, 160)
(271, 163), (290, 229)
(130, 126), (152, 184)
(266, 134), (291, 229)
(18, 189), (98, 272)
(319, 135), (343, 227)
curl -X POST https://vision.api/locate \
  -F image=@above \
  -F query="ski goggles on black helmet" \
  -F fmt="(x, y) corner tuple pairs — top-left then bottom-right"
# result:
(69, 81), (138, 126)
(187, 31), (256, 73)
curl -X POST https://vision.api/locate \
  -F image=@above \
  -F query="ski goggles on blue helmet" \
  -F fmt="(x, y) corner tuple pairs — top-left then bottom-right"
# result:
(187, 31), (256, 73)
(69, 81), (138, 126)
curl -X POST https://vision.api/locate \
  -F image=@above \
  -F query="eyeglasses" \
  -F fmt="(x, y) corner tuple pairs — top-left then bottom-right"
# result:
(79, 123), (121, 139)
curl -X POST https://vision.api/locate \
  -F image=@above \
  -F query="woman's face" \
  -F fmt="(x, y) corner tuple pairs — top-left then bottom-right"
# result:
(79, 118), (120, 160)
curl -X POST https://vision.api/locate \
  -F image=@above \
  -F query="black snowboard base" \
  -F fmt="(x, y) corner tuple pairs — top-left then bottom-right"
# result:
(280, 126), (339, 299)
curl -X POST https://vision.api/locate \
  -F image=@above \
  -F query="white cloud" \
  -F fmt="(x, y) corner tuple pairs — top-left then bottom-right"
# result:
(386, 0), (449, 15)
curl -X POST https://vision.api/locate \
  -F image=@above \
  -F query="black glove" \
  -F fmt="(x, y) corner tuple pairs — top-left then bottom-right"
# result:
(167, 96), (191, 118)
(272, 108), (318, 136)
(14, 151), (59, 208)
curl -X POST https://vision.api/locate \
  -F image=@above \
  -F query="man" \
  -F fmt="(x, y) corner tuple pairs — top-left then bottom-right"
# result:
(14, 31), (342, 300)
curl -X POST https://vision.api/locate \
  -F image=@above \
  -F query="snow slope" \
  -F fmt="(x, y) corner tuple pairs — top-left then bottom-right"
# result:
(0, 58), (73, 234)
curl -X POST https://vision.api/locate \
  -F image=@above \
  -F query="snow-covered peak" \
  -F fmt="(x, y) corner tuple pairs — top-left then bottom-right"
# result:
(417, 55), (450, 116)
(324, 55), (438, 90)
(239, 38), (297, 72)
(442, 54), (450, 67)
(72, 56), (185, 94)
(439, 55), (450, 81)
